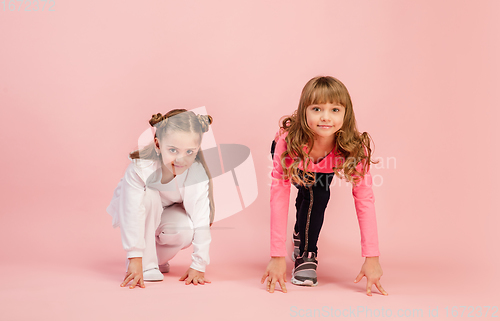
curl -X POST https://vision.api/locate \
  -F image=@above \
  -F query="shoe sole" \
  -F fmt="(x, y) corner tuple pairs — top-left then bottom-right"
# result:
(291, 276), (318, 287)
(143, 275), (164, 282)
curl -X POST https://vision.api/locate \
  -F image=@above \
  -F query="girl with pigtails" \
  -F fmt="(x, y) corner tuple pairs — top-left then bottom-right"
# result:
(107, 109), (215, 289)
(261, 76), (388, 296)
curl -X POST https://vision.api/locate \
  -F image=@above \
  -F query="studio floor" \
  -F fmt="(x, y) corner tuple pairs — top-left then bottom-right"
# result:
(1, 205), (497, 321)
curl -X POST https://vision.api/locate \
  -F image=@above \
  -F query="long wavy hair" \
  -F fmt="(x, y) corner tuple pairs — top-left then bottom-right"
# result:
(280, 76), (378, 186)
(129, 109), (216, 224)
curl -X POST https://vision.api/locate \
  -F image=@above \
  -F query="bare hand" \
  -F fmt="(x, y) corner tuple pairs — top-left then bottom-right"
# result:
(179, 268), (211, 285)
(354, 256), (388, 296)
(261, 257), (287, 293)
(121, 257), (145, 289)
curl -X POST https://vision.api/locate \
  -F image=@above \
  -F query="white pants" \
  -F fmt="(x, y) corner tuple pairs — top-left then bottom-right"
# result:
(141, 188), (194, 271)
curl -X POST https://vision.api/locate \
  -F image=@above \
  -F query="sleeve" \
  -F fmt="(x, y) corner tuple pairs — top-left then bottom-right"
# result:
(351, 159), (380, 257)
(183, 163), (211, 272)
(117, 162), (148, 258)
(270, 134), (292, 257)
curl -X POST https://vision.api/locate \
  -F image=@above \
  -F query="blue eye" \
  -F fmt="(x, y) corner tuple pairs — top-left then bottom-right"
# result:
(186, 150), (193, 155)
(169, 148), (177, 153)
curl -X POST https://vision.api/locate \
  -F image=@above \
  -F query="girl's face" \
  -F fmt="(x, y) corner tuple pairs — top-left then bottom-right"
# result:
(305, 103), (345, 139)
(154, 130), (201, 175)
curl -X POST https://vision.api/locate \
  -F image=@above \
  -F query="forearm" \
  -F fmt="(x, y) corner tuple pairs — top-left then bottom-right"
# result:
(352, 171), (380, 257)
(270, 178), (291, 256)
(190, 227), (211, 272)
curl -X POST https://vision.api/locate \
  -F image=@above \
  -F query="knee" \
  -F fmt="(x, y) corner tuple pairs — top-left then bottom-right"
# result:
(156, 224), (193, 247)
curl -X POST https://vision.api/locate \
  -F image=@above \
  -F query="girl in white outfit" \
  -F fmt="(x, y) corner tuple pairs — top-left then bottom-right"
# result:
(107, 109), (214, 289)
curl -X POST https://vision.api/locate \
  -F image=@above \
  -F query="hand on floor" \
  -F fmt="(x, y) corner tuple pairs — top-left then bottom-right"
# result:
(121, 257), (145, 289)
(261, 257), (287, 293)
(179, 268), (211, 285)
(354, 256), (388, 296)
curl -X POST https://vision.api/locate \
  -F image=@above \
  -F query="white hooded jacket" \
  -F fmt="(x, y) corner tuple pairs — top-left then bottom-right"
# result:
(106, 158), (211, 272)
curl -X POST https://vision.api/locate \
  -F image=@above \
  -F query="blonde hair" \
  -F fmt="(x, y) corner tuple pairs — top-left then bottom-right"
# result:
(280, 76), (378, 186)
(130, 109), (216, 224)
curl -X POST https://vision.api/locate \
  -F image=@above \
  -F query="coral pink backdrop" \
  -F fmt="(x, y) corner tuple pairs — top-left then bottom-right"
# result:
(1, 1), (499, 320)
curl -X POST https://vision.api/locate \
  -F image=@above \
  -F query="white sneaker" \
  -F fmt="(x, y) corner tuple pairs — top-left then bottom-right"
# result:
(159, 262), (170, 273)
(143, 268), (164, 281)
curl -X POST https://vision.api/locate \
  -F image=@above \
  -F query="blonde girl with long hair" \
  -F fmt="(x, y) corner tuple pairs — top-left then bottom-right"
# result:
(107, 109), (215, 289)
(261, 76), (388, 296)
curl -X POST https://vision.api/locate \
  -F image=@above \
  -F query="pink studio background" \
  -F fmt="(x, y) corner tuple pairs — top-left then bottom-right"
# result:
(1, 1), (499, 320)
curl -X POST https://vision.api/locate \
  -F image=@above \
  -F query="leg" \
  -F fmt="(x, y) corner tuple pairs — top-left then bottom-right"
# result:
(294, 183), (312, 255)
(303, 172), (335, 255)
(291, 172), (334, 286)
(291, 184), (304, 260)
(155, 203), (194, 266)
(293, 184), (305, 234)
(294, 172), (334, 256)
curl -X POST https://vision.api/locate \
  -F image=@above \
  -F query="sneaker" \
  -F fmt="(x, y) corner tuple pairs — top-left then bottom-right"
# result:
(159, 262), (170, 273)
(292, 230), (300, 262)
(143, 268), (164, 281)
(291, 251), (318, 286)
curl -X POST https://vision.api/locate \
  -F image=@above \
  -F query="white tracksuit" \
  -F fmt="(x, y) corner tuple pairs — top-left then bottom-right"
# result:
(106, 158), (211, 272)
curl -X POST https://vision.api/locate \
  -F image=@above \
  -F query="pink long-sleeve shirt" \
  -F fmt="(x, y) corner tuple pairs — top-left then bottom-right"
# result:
(270, 131), (380, 257)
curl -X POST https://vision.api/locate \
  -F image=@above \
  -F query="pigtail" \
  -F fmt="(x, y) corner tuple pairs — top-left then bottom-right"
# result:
(149, 113), (169, 131)
(195, 150), (216, 225)
(197, 114), (213, 133)
(129, 112), (169, 160)
(193, 114), (215, 225)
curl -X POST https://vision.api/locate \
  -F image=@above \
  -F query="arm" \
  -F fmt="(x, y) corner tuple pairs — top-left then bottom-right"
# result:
(351, 165), (380, 258)
(270, 135), (292, 257)
(114, 162), (149, 288)
(351, 160), (387, 295)
(182, 163), (212, 284)
(118, 162), (148, 258)
(262, 134), (291, 293)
